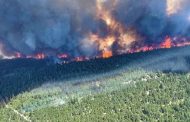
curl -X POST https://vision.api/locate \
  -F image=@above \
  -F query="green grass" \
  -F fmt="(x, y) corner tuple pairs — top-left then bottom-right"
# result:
(1, 70), (190, 121)
(0, 106), (27, 122)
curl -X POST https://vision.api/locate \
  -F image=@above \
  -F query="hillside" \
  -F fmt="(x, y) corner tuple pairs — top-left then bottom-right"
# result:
(1, 46), (190, 101)
(1, 46), (190, 121)
(1, 70), (190, 121)
(20, 73), (190, 121)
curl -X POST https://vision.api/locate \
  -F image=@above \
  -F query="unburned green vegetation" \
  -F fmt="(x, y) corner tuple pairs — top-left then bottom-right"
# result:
(1, 71), (190, 121)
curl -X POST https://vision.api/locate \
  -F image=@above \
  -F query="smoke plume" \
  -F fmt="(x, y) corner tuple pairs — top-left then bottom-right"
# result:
(0, 0), (190, 58)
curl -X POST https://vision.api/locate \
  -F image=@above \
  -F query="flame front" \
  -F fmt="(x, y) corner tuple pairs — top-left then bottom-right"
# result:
(102, 49), (113, 58)
(161, 36), (172, 48)
(1, 0), (190, 61)
(86, 0), (140, 58)
(10, 36), (190, 62)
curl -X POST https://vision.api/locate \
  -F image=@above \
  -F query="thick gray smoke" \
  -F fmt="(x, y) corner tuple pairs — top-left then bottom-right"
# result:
(0, 0), (190, 57)
(114, 0), (190, 41)
(0, 0), (99, 56)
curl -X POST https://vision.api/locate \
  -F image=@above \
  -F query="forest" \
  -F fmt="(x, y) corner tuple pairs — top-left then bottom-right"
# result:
(1, 46), (190, 121)
(1, 71), (190, 121)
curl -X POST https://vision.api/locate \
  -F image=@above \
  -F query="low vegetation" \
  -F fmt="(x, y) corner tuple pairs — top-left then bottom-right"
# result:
(1, 70), (190, 121)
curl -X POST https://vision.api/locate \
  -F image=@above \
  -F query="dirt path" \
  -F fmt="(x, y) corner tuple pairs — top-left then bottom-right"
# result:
(5, 105), (32, 122)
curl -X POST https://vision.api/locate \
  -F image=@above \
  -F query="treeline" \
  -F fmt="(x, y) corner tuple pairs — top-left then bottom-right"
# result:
(1, 46), (190, 102)
(0, 54), (134, 101)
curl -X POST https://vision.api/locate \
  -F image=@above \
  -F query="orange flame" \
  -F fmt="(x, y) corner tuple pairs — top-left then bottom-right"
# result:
(161, 36), (172, 48)
(34, 53), (45, 59)
(5, 35), (190, 61)
(128, 36), (190, 54)
(102, 50), (113, 58)
(93, 0), (140, 58)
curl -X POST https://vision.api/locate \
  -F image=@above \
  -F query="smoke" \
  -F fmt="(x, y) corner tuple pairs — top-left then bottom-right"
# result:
(0, 0), (190, 58)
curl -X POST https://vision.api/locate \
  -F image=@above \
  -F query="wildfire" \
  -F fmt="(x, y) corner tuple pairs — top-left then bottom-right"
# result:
(2, 36), (190, 62)
(34, 53), (45, 59)
(14, 53), (46, 60)
(74, 56), (90, 62)
(161, 36), (172, 48)
(1, 0), (190, 62)
(102, 50), (113, 58)
(128, 36), (190, 54)
(92, 0), (139, 58)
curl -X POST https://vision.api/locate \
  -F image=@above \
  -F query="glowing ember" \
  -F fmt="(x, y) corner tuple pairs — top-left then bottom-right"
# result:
(128, 36), (190, 54)
(34, 53), (45, 60)
(102, 50), (113, 58)
(161, 36), (172, 48)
